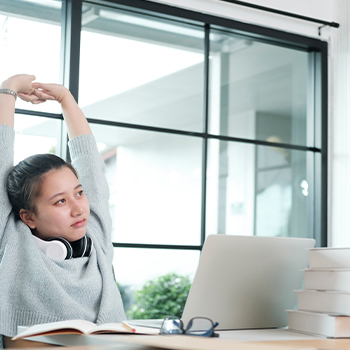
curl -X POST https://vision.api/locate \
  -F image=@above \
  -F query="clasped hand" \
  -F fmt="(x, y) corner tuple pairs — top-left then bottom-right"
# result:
(19, 82), (70, 105)
(3, 74), (70, 104)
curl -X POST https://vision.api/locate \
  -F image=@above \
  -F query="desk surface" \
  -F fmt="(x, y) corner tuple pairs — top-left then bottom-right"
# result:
(78, 328), (350, 350)
(19, 328), (350, 350)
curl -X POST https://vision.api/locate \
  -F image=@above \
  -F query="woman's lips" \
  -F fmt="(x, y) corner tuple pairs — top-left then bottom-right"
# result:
(72, 219), (86, 228)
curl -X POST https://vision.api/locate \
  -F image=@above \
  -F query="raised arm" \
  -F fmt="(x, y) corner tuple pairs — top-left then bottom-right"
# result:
(0, 75), (36, 127)
(0, 75), (36, 243)
(31, 83), (92, 139)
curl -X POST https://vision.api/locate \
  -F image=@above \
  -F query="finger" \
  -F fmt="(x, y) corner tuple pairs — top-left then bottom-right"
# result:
(17, 93), (32, 102)
(31, 99), (47, 105)
(18, 89), (36, 97)
(17, 92), (40, 103)
(18, 93), (46, 104)
(17, 92), (34, 98)
(32, 82), (50, 90)
(34, 89), (55, 100)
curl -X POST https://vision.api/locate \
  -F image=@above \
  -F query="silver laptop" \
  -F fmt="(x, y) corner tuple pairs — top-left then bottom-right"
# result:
(181, 234), (315, 330)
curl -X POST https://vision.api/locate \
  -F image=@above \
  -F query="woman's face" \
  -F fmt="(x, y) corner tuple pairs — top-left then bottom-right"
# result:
(24, 167), (90, 242)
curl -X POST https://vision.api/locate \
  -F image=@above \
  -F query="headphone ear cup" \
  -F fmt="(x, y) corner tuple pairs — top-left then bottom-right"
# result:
(32, 235), (69, 261)
(48, 237), (73, 259)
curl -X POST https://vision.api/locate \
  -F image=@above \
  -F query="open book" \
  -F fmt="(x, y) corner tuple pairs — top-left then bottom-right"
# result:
(12, 319), (160, 340)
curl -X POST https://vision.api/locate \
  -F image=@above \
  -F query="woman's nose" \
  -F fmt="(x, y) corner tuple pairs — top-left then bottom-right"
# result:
(71, 201), (83, 216)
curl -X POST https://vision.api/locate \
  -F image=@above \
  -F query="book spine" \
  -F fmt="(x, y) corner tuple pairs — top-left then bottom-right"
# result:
(297, 291), (350, 314)
(309, 249), (350, 269)
(288, 311), (336, 338)
(304, 270), (350, 291)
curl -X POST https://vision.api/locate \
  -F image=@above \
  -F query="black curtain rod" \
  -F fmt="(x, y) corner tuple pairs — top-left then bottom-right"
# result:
(219, 0), (339, 29)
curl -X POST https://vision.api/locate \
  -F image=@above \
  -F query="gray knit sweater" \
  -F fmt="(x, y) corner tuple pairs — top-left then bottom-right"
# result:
(0, 125), (126, 348)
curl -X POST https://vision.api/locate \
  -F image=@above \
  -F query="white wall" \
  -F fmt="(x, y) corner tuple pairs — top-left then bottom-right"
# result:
(149, 0), (348, 246)
(149, 0), (333, 39)
(328, 1), (350, 247)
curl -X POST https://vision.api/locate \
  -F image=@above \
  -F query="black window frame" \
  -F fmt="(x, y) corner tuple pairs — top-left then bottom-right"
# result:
(15, 0), (328, 250)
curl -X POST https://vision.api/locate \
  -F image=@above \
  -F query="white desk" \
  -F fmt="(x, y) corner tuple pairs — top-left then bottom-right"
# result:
(218, 328), (318, 341)
(19, 327), (350, 350)
(94, 330), (350, 350)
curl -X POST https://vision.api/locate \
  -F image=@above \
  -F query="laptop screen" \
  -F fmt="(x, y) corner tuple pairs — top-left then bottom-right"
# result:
(182, 234), (315, 330)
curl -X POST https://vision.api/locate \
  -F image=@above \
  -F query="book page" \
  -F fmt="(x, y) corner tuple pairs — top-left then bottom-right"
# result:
(92, 322), (159, 335)
(13, 319), (160, 340)
(13, 319), (97, 340)
(91, 322), (130, 334)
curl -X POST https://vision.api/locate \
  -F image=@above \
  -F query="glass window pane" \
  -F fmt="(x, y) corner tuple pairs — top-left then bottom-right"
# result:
(208, 29), (310, 147)
(14, 114), (62, 163)
(80, 3), (204, 131)
(113, 248), (199, 316)
(0, 0), (62, 114)
(206, 139), (313, 239)
(90, 124), (203, 245)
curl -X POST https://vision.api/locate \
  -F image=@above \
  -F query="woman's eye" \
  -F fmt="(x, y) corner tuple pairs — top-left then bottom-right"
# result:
(77, 190), (84, 197)
(55, 199), (65, 205)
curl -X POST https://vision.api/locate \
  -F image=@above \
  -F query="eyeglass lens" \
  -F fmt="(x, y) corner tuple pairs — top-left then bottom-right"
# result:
(161, 317), (184, 334)
(186, 318), (214, 336)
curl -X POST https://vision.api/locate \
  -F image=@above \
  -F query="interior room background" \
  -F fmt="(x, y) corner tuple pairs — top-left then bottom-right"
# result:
(0, 0), (348, 314)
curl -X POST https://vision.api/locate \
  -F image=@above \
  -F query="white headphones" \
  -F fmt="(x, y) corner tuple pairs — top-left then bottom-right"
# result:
(32, 235), (93, 261)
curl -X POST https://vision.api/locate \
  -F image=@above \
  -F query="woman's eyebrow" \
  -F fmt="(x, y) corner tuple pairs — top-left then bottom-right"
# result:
(48, 184), (83, 201)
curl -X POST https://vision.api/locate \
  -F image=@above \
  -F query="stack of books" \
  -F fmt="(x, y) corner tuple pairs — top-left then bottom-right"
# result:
(287, 247), (350, 338)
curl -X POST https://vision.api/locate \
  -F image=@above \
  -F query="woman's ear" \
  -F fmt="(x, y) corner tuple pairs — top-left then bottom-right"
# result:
(19, 209), (37, 229)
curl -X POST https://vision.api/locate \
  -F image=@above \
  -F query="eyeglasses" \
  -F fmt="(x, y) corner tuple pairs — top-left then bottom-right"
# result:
(160, 316), (219, 338)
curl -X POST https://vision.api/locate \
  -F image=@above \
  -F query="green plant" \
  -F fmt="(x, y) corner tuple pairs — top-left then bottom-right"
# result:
(127, 272), (191, 319)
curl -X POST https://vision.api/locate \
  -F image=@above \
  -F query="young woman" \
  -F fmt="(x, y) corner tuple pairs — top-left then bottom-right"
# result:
(0, 75), (126, 348)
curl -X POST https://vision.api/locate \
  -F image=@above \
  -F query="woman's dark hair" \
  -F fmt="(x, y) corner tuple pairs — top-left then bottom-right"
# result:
(6, 153), (78, 220)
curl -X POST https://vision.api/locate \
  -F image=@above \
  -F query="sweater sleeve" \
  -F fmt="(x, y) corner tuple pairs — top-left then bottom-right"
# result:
(68, 134), (112, 251)
(0, 125), (15, 243)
